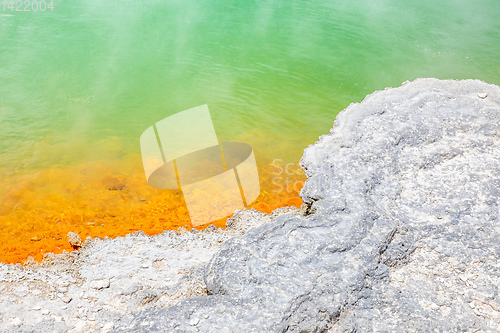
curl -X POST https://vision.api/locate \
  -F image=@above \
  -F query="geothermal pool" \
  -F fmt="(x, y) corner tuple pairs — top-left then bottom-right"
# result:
(1, 0), (499, 264)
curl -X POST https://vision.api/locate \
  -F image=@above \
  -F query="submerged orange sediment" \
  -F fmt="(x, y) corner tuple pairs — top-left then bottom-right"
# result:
(0, 160), (305, 264)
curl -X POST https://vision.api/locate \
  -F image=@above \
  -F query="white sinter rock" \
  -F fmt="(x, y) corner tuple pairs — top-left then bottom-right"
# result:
(115, 78), (500, 332)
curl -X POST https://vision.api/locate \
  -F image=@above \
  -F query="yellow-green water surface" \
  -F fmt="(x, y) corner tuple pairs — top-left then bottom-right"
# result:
(2, 0), (499, 172)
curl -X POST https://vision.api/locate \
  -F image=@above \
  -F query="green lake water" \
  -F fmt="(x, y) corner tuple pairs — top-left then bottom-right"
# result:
(1, 0), (500, 175)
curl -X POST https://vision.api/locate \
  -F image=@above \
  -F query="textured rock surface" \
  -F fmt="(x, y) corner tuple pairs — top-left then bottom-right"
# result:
(0, 208), (280, 332)
(114, 79), (500, 332)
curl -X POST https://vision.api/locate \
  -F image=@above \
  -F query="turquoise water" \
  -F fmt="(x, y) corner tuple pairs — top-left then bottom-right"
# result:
(1, 0), (499, 174)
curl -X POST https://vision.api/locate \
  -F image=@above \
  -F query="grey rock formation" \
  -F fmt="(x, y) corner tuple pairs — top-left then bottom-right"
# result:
(114, 78), (500, 332)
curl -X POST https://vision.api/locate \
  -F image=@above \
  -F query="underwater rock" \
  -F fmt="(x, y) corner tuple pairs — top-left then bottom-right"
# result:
(114, 79), (500, 332)
(101, 175), (127, 191)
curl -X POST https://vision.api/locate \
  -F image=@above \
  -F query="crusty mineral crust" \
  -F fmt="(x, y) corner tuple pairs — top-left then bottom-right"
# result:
(0, 209), (282, 332)
(116, 79), (500, 332)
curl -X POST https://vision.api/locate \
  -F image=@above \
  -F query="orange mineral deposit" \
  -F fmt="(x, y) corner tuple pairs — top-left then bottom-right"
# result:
(0, 159), (305, 265)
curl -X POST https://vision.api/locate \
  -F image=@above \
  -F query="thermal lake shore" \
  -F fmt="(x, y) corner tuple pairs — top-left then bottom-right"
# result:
(1, 79), (499, 332)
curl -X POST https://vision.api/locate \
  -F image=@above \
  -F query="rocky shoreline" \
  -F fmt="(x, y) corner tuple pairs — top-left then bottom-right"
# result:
(0, 207), (302, 332)
(1, 78), (499, 332)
